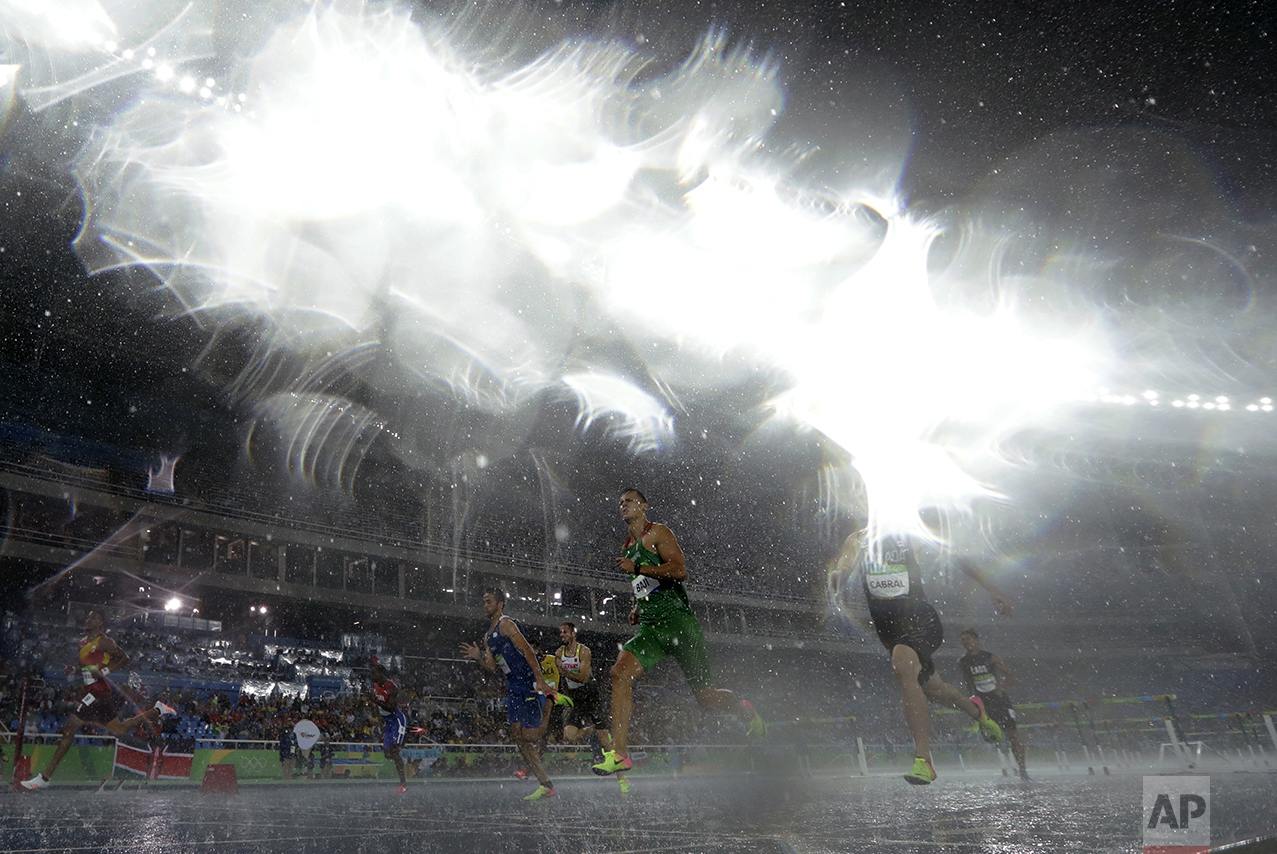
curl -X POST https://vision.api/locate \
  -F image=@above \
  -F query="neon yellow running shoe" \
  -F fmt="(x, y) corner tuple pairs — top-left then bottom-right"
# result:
(591, 750), (632, 775)
(904, 756), (936, 785)
(618, 778), (630, 795)
(524, 783), (556, 800)
(969, 696), (1003, 744)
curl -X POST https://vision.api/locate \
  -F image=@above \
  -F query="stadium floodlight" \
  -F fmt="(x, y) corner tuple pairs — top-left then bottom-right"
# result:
(165, 597), (181, 611)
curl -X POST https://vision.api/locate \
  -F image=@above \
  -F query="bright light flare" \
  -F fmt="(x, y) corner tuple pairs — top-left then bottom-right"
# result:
(562, 372), (675, 454)
(251, 391), (385, 492)
(14, 0), (1114, 537)
(220, 7), (480, 221)
(604, 172), (855, 361)
(778, 214), (1107, 538)
(0, 0), (117, 53)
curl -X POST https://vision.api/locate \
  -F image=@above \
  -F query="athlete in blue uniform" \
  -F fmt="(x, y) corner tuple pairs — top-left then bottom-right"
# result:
(461, 588), (557, 800)
(370, 660), (408, 792)
(836, 521), (1012, 785)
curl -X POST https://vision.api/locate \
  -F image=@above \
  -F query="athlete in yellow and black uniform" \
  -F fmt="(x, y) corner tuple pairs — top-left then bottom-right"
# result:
(539, 651), (560, 694)
(539, 648), (564, 743)
(592, 488), (765, 777)
(21, 610), (176, 790)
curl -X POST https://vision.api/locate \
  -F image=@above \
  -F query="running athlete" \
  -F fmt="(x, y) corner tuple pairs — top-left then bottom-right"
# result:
(958, 629), (1028, 779)
(593, 489), (765, 777)
(538, 641), (563, 745)
(460, 588), (558, 800)
(556, 621), (628, 793)
(21, 610), (176, 790)
(370, 660), (408, 792)
(835, 523), (1012, 785)
(513, 639), (562, 783)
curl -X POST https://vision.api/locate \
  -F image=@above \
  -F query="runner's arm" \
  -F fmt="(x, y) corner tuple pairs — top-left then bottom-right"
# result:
(953, 658), (971, 695)
(554, 649), (568, 685)
(577, 645), (592, 684)
(615, 524), (686, 581)
(991, 653), (1016, 689)
(834, 532), (862, 575)
(98, 636), (131, 670)
(460, 640), (498, 675)
(500, 620), (553, 695)
(956, 557), (1013, 617)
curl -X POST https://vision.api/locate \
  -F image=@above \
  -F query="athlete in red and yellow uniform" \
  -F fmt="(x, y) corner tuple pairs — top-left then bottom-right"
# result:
(78, 633), (118, 715)
(21, 610), (176, 790)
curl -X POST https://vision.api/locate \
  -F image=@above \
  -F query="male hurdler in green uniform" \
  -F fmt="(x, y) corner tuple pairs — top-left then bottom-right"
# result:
(593, 489), (765, 777)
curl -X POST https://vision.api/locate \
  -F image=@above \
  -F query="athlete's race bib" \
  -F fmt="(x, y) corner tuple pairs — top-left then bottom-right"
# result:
(867, 564), (910, 598)
(560, 654), (584, 688)
(494, 654), (511, 675)
(974, 672), (998, 693)
(82, 667), (100, 686)
(631, 573), (660, 600)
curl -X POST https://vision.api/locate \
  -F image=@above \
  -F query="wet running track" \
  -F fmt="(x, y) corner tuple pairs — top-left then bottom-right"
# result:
(3, 768), (1274, 854)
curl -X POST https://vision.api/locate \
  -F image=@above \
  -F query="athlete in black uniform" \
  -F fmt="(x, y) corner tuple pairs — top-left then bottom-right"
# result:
(958, 629), (1028, 778)
(836, 522), (1013, 785)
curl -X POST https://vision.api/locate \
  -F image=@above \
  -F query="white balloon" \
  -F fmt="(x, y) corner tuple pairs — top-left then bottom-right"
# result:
(293, 719), (321, 752)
